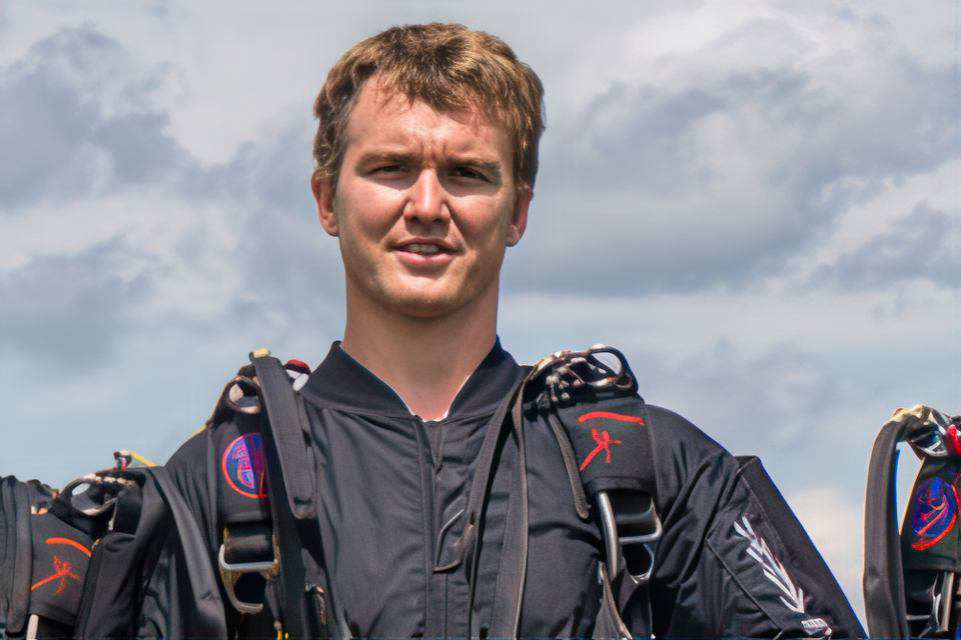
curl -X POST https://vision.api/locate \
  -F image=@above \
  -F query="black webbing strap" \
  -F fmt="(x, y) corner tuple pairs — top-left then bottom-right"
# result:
(451, 380), (527, 638)
(863, 416), (912, 638)
(249, 352), (315, 638)
(488, 392), (530, 637)
(250, 353), (315, 521)
(0, 478), (32, 638)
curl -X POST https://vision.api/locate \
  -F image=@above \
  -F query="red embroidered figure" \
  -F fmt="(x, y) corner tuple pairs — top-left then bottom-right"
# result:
(579, 428), (623, 471)
(31, 555), (82, 595)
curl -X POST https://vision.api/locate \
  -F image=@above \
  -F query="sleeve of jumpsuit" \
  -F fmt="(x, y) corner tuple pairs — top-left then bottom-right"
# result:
(642, 405), (866, 638)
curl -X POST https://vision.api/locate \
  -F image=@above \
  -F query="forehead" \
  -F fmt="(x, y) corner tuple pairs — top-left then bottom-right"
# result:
(343, 80), (512, 161)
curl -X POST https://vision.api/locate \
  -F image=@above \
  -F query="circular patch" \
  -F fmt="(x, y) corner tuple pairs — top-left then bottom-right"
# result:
(222, 433), (267, 499)
(910, 476), (959, 551)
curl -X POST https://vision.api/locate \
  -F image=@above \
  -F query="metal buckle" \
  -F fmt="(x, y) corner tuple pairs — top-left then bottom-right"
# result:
(597, 490), (662, 585)
(224, 376), (263, 415)
(530, 344), (637, 410)
(906, 408), (955, 458)
(60, 473), (134, 520)
(217, 532), (280, 614)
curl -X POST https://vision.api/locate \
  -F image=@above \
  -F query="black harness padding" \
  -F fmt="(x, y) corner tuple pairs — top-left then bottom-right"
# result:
(213, 414), (273, 567)
(553, 396), (656, 498)
(863, 416), (911, 638)
(1, 477), (93, 640)
(27, 513), (93, 629)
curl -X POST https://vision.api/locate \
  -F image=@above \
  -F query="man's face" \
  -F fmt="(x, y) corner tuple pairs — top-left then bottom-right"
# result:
(313, 80), (530, 320)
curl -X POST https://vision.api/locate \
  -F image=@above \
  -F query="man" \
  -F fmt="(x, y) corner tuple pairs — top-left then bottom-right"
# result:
(159, 23), (864, 638)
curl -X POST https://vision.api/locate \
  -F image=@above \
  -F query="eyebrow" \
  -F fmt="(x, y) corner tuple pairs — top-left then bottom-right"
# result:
(356, 151), (416, 167)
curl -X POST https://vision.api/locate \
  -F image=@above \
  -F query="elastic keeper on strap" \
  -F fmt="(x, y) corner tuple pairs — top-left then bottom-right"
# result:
(221, 523), (275, 567)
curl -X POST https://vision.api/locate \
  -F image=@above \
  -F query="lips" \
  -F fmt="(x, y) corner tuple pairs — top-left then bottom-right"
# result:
(393, 239), (456, 267)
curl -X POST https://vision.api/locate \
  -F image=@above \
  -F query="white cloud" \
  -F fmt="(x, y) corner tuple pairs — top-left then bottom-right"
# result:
(788, 485), (865, 617)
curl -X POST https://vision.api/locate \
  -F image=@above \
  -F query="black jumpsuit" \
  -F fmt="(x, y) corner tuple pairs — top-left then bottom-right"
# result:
(163, 341), (865, 638)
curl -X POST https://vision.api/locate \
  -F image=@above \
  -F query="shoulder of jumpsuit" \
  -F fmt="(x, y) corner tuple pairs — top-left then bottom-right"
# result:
(297, 339), (526, 419)
(641, 403), (738, 513)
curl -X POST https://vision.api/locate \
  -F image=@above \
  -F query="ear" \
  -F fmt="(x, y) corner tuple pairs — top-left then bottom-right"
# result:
(312, 171), (339, 236)
(505, 187), (532, 247)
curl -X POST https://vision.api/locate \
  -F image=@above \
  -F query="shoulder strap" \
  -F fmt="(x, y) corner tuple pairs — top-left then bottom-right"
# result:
(248, 350), (321, 639)
(528, 346), (659, 638)
(863, 412), (912, 637)
(250, 351), (316, 521)
(0, 477), (35, 638)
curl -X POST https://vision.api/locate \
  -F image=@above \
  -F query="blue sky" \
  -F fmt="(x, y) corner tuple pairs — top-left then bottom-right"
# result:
(1, 0), (959, 615)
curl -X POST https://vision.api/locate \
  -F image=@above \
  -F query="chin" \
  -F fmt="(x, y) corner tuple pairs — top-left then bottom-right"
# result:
(389, 296), (464, 320)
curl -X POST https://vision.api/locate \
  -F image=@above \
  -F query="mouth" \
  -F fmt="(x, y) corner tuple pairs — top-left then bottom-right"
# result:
(395, 240), (454, 256)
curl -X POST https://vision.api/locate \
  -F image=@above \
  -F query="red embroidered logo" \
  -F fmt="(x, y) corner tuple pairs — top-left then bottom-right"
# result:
(577, 411), (645, 426)
(576, 411), (644, 471)
(30, 537), (91, 595)
(579, 428), (623, 471)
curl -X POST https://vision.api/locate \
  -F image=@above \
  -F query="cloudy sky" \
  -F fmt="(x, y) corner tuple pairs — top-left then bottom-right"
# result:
(2, 0), (959, 618)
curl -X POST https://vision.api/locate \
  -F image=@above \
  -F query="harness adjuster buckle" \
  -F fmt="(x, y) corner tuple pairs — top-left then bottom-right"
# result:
(597, 490), (662, 585)
(218, 531), (280, 615)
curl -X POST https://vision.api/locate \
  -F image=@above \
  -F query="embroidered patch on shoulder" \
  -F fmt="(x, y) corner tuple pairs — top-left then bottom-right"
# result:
(733, 515), (806, 614)
(910, 475), (959, 551)
(222, 433), (267, 499)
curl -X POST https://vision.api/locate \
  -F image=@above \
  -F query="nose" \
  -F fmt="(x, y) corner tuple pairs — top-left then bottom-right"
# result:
(404, 169), (449, 226)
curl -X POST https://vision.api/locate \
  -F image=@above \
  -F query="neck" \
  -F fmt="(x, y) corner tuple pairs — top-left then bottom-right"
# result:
(340, 293), (499, 421)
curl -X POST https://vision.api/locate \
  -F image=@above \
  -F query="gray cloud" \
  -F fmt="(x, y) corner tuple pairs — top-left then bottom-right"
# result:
(0, 240), (151, 366)
(818, 202), (961, 289)
(509, 14), (959, 295)
(635, 340), (839, 451)
(625, 340), (879, 498)
(205, 117), (347, 327)
(0, 24), (193, 210)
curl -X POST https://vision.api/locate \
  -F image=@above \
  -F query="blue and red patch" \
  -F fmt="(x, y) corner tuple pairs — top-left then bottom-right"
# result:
(222, 433), (267, 499)
(910, 475), (959, 551)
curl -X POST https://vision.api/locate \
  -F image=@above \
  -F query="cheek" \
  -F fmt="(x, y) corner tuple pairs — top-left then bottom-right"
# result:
(460, 196), (514, 234)
(335, 189), (398, 239)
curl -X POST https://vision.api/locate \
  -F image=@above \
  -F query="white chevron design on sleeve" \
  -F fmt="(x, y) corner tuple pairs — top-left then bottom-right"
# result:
(733, 515), (806, 614)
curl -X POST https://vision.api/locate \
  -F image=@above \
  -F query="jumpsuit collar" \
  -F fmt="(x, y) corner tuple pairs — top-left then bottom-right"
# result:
(299, 339), (524, 419)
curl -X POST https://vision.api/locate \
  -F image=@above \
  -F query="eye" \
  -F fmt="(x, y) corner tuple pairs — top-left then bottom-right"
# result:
(450, 166), (488, 182)
(371, 164), (404, 175)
